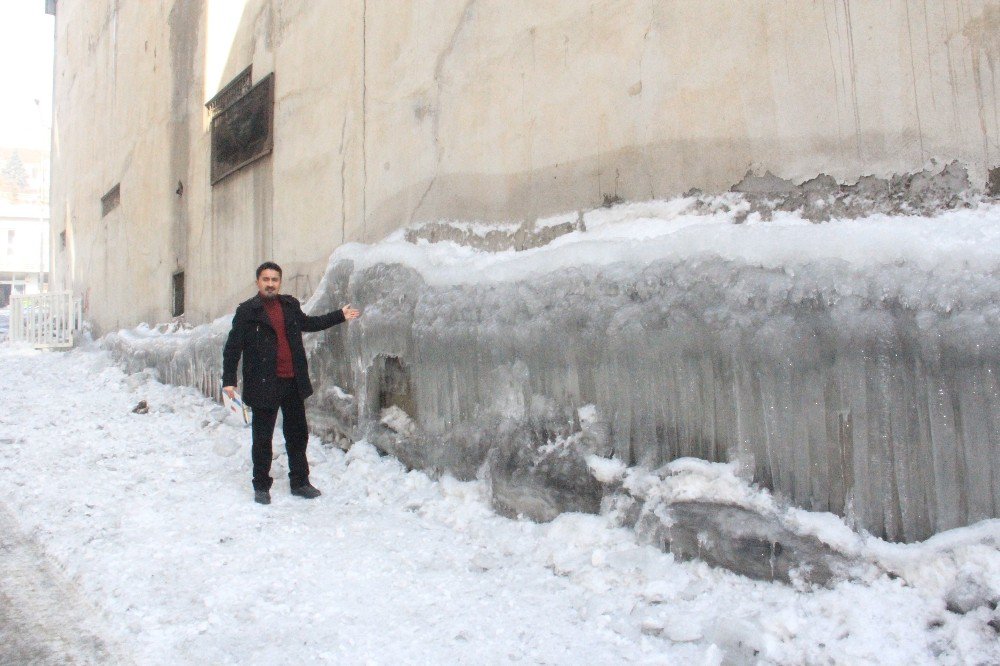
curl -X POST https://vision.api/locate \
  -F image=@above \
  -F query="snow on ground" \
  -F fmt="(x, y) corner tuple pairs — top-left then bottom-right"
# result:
(1, 344), (999, 665)
(0, 502), (126, 664)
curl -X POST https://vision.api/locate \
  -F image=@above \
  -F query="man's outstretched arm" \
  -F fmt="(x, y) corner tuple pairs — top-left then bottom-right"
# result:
(298, 302), (360, 332)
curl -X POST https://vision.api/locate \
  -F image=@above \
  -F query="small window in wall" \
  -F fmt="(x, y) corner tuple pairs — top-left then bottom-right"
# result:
(210, 73), (274, 185)
(172, 271), (185, 317)
(101, 184), (120, 217)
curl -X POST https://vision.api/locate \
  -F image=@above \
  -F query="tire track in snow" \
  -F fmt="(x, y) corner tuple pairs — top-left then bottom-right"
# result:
(0, 503), (131, 665)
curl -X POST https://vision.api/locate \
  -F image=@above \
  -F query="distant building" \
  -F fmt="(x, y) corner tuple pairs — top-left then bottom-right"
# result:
(0, 145), (49, 306)
(0, 201), (49, 306)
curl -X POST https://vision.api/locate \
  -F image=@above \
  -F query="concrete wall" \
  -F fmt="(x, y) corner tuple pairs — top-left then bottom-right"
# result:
(50, 0), (1000, 333)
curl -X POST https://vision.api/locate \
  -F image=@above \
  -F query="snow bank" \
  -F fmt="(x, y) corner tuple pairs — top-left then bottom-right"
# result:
(1, 345), (998, 664)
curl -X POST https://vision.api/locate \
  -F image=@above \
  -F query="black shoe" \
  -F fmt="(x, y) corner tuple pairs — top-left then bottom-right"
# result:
(290, 484), (321, 499)
(254, 490), (271, 505)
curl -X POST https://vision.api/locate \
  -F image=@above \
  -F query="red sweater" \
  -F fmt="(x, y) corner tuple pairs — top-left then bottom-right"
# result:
(263, 298), (295, 378)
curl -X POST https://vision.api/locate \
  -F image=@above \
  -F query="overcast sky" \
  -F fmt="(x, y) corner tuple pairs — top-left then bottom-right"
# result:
(0, 0), (55, 150)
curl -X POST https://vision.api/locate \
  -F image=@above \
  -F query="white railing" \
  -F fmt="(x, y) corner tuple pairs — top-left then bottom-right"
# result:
(9, 292), (83, 349)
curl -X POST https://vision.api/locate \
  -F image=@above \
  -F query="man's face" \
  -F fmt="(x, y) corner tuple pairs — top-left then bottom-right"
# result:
(256, 269), (281, 299)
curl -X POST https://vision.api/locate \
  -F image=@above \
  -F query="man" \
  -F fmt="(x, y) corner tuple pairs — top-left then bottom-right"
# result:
(222, 261), (360, 505)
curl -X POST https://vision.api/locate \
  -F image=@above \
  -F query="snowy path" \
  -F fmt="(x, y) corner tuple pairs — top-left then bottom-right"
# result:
(0, 346), (672, 664)
(0, 503), (128, 665)
(0, 345), (998, 665)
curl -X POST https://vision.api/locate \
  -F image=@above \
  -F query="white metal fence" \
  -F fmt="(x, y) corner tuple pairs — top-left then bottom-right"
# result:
(9, 292), (83, 349)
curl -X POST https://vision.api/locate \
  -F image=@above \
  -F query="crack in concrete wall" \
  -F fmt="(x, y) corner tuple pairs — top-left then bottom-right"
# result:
(408, 0), (479, 227)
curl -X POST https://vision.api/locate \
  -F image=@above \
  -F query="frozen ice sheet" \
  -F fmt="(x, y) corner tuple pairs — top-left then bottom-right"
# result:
(107, 198), (1000, 542)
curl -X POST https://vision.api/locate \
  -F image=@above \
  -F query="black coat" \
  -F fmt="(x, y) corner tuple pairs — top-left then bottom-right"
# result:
(222, 294), (346, 409)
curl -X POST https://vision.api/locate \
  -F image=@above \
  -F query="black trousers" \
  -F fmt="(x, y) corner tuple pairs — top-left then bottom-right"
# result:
(251, 378), (310, 491)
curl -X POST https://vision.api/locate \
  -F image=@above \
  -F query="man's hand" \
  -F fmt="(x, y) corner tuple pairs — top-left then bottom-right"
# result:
(223, 386), (236, 399)
(342, 304), (361, 321)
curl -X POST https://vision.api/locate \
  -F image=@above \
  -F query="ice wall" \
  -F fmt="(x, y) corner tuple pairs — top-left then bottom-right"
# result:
(103, 319), (230, 404)
(103, 189), (1000, 544)
(303, 199), (1000, 543)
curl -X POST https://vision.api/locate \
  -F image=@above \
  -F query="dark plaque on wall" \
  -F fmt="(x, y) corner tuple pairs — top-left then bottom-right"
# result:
(210, 73), (274, 185)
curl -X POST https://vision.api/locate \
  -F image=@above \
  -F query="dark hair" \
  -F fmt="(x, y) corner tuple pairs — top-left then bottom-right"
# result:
(256, 261), (282, 279)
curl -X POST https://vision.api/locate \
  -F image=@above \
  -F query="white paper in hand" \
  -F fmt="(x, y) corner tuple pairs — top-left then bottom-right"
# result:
(222, 389), (251, 426)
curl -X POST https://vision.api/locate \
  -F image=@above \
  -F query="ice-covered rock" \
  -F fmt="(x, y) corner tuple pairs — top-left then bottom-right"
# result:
(481, 422), (603, 522)
(603, 460), (872, 585)
(307, 384), (357, 448)
(636, 501), (859, 585)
